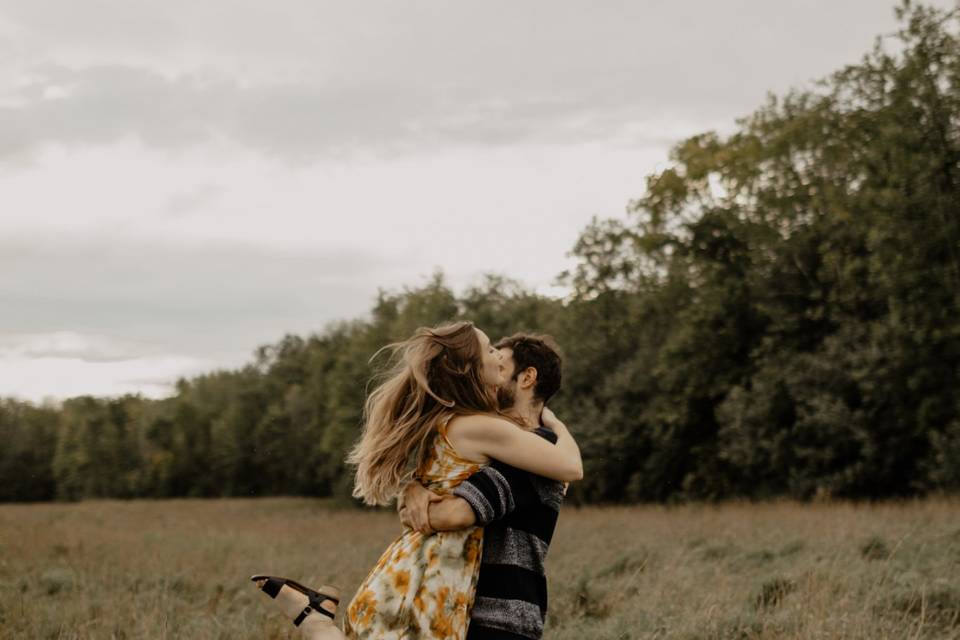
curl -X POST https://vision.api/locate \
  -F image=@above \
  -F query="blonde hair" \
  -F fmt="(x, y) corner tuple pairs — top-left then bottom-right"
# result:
(347, 321), (499, 505)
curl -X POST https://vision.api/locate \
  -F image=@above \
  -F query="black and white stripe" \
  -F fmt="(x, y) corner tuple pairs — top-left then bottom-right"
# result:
(454, 466), (515, 524)
(470, 597), (545, 638)
(454, 425), (564, 640)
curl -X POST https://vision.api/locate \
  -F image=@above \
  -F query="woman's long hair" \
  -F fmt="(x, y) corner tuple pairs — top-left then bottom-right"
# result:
(348, 321), (499, 506)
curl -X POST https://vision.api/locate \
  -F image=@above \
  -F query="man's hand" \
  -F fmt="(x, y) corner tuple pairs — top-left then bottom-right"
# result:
(398, 481), (444, 535)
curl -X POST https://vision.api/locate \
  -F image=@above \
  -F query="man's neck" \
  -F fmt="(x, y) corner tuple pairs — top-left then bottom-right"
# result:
(504, 398), (544, 431)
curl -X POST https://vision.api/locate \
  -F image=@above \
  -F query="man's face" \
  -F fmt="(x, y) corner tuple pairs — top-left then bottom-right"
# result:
(496, 347), (518, 409)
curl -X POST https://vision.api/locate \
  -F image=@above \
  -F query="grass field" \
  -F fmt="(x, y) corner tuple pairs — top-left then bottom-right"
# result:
(1, 498), (959, 639)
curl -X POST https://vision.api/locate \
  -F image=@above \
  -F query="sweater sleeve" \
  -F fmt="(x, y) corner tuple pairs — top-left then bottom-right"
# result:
(452, 426), (558, 525)
(452, 465), (518, 526)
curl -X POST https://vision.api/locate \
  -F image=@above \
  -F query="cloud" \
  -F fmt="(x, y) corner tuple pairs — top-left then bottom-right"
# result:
(0, 352), (213, 402)
(0, 235), (399, 401)
(0, 332), (214, 402)
(163, 183), (222, 218)
(5, 1), (947, 164)
(0, 236), (399, 361)
(0, 64), (674, 165)
(0, 331), (151, 362)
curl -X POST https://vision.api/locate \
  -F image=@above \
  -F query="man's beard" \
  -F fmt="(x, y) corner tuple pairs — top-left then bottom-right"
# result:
(497, 379), (517, 410)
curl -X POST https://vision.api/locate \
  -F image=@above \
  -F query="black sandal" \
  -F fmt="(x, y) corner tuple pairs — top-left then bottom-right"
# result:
(251, 575), (340, 626)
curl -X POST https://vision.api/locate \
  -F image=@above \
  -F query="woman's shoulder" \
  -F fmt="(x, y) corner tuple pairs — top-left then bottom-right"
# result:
(447, 413), (517, 440)
(448, 412), (510, 426)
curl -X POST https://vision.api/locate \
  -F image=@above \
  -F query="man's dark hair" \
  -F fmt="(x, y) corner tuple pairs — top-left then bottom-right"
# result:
(493, 333), (562, 404)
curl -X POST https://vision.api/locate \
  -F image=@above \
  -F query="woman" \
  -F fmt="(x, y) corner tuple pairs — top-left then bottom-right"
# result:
(253, 321), (581, 639)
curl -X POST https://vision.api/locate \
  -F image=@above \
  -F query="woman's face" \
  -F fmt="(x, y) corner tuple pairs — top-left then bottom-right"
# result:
(475, 328), (505, 388)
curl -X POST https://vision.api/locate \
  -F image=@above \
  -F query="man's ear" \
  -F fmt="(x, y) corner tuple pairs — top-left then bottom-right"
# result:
(520, 367), (538, 390)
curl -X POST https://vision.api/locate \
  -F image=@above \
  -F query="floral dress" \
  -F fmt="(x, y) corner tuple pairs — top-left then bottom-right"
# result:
(344, 414), (485, 639)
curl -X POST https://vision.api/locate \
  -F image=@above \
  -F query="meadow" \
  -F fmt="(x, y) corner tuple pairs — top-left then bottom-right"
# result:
(1, 497), (958, 639)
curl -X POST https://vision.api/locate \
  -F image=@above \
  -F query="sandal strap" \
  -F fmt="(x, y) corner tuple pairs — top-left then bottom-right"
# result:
(253, 574), (339, 622)
(283, 577), (341, 605)
(253, 575), (340, 605)
(308, 593), (337, 618)
(293, 602), (336, 627)
(293, 606), (312, 627)
(260, 577), (283, 599)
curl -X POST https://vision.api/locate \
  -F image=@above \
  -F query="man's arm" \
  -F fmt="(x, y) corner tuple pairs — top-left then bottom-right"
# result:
(400, 465), (529, 534)
(401, 413), (570, 533)
(442, 421), (563, 528)
(401, 464), (547, 533)
(398, 481), (441, 534)
(399, 483), (475, 533)
(451, 462), (540, 524)
(426, 495), (477, 530)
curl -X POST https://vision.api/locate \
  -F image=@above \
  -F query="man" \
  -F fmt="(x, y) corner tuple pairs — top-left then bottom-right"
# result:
(400, 333), (569, 640)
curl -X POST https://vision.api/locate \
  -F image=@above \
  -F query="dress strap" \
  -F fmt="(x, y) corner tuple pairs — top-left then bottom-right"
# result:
(436, 412), (454, 437)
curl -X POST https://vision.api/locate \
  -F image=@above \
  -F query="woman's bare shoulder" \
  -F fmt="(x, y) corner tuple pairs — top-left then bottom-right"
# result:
(447, 413), (518, 439)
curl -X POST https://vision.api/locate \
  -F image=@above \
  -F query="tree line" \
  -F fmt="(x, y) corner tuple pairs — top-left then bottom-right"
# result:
(2, 2), (958, 504)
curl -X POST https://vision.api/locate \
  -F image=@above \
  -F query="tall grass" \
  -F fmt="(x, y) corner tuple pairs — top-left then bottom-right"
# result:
(1, 498), (958, 638)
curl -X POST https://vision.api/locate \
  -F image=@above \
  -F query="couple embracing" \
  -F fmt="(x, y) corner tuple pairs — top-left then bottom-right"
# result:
(253, 321), (582, 639)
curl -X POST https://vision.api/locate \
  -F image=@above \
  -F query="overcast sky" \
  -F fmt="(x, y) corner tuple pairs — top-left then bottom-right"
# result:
(2, 0), (953, 402)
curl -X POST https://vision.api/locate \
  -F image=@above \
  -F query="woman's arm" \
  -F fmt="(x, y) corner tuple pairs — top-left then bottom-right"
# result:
(447, 413), (583, 482)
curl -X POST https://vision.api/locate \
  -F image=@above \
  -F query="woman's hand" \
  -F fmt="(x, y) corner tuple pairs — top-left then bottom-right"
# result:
(541, 406), (570, 435)
(540, 406), (560, 428)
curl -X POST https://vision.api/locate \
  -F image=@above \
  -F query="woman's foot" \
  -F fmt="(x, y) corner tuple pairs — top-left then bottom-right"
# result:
(253, 576), (341, 637)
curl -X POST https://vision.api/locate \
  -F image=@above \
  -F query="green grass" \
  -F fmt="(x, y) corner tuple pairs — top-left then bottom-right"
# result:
(1, 498), (959, 639)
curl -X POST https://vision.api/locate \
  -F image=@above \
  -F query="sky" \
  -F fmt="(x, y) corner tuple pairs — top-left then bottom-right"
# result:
(2, 0), (955, 402)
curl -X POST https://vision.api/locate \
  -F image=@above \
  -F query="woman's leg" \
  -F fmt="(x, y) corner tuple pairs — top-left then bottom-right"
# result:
(254, 579), (347, 640)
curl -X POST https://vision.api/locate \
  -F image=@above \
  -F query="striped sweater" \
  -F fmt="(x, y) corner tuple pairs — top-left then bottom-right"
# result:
(453, 425), (565, 640)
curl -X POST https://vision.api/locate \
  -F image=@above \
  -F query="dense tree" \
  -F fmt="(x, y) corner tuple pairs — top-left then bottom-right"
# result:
(559, 0), (960, 500)
(0, 400), (58, 501)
